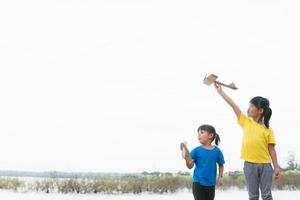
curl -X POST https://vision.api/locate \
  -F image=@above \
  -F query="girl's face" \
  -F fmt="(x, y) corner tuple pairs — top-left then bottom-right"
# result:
(197, 130), (213, 145)
(247, 103), (263, 118)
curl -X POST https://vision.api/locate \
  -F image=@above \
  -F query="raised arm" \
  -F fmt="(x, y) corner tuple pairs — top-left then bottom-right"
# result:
(214, 82), (241, 119)
(180, 143), (194, 169)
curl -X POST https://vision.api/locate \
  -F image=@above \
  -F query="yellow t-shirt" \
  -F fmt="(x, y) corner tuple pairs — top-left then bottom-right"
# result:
(238, 112), (276, 163)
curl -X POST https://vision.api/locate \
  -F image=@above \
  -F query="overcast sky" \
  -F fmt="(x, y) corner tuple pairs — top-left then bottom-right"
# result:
(0, 0), (300, 173)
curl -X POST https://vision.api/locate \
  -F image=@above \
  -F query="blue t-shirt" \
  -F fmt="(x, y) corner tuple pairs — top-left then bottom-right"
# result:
(190, 146), (225, 186)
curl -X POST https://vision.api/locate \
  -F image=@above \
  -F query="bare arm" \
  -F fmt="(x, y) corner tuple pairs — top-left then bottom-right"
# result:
(218, 164), (224, 186)
(185, 154), (195, 169)
(268, 144), (280, 179)
(214, 82), (241, 119)
(218, 164), (224, 178)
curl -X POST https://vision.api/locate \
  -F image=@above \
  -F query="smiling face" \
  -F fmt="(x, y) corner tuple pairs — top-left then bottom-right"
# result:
(197, 129), (214, 145)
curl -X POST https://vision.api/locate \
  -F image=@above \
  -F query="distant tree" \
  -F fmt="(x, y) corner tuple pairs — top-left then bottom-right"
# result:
(176, 171), (190, 176)
(286, 152), (300, 171)
(150, 171), (161, 176)
(164, 172), (173, 176)
(141, 171), (149, 176)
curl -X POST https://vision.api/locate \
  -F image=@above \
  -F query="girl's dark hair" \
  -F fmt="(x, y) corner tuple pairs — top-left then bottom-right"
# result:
(197, 124), (221, 146)
(250, 96), (272, 128)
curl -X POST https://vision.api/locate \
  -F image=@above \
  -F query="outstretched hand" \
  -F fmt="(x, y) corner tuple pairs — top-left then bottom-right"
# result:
(214, 81), (223, 93)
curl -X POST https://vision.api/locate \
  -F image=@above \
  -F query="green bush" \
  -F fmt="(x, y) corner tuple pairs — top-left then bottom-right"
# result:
(1, 171), (300, 194)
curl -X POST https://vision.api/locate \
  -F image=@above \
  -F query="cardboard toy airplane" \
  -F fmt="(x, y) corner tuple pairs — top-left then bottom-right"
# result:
(203, 74), (238, 90)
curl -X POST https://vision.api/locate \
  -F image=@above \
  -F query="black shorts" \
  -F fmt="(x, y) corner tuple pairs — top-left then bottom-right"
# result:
(192, 182), (215, 200)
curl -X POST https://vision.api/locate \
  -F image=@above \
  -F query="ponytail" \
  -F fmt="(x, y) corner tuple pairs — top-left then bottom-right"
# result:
(263, 107), (272, 128)
(214, 133), (221, 146)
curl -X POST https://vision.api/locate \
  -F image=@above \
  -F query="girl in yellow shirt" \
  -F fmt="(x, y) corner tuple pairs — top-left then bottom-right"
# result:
(214, 82), (279, 200)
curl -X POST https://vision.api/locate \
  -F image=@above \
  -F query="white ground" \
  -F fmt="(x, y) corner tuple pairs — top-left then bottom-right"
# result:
(1, 190), (300, 200)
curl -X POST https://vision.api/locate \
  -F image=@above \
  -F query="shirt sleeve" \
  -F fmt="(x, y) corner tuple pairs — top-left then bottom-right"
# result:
(238, 112), (249, 128)
(190, 148), (196, 161)
(268, 128), (276, 144)
(217, 149), (225, 165)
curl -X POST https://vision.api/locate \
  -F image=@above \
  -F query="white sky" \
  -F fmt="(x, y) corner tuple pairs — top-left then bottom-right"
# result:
(0, 0), (300, 173)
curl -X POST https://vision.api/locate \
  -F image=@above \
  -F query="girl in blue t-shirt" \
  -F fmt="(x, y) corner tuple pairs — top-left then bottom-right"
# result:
(181, 124), (225, 200)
